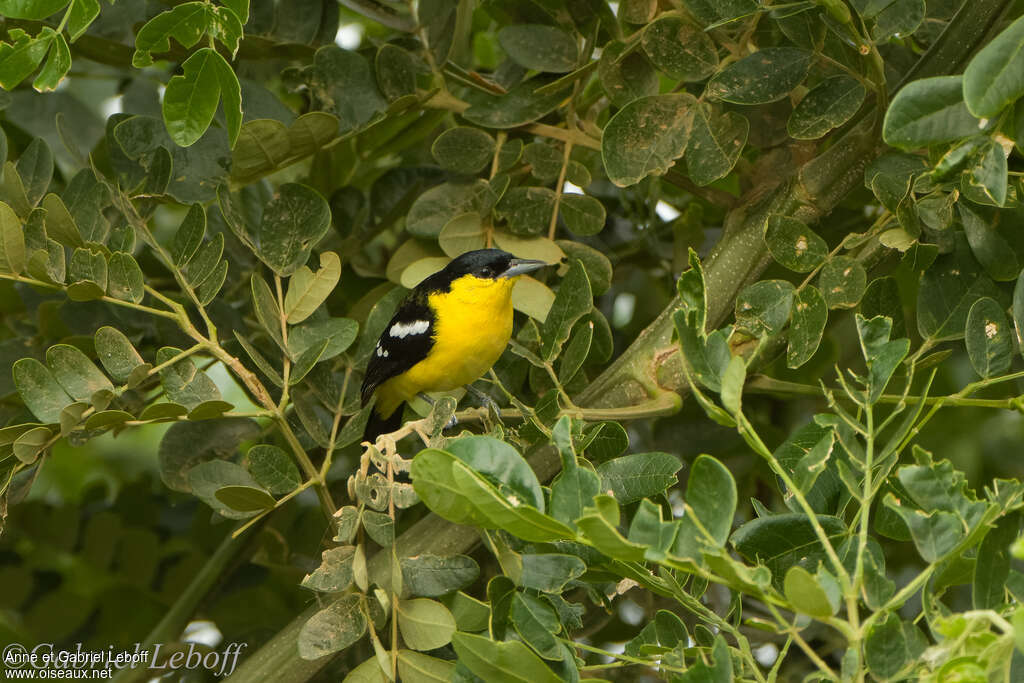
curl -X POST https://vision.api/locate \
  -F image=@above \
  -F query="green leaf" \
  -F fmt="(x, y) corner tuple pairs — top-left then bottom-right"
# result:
(685, 104), (748, 186)
(673, 454), (737, 561)
(94, 326), (149, 385)
(401, 555), (479, 597)
(375, 44), (417, 101)
(959, 202), (1018, 280)
(411, 449), (490, 527)
(784, 566), (836, 617)
(540, 258), (592, 361)
(462, 76), (572, 129)
(246, 444), (300, 495)
(973, 511), (1018, 609)
(0, 201), (26, 275)
(497, 25), (578, 73)
(67, 247), (106, 300)
(215, 484), (275, 512)
(964, 296), (1012, 379)
(208, 5), (243, 56)
(641, 15), (718, 81)
(158, 417), (259, 493)
(596, 452), (681, 505)
(306, 46), (386, 133)
(214, 49), (242, 147)
(602, 94), (696, 187)
(431, 127), (494, 175)
(549, 459), (600, 525)
(511, 592), (561, 659)
(963, 15), (1024, 118)
(819, 256), (867, 309)
(555, 241), (610, 295)
(170, 203), (206, 267)
(1, 0), (71, 20)
(597, 40), (658, 108)
(288, 317), (359, 361)
(256, 183), (331, 276)
(106, 252), (144, 304)
(869, 0), (924, 41)
(707, 47), (812, 105)
(13, 426), (52, 464)
(438, 213), (486, 256)
(865, 613), (927, 680)
(518, 553), (586, 592)
(162, 48), (224, 147)
(883, 76), (982, 149)
(559, 194), (605, 236)
(788, 75), (866, 139)
(731, 513), (847, 586)
(963, 139), (1009, 207)
(132, 2), (210, 67)
(0, 28), (55, 90)
(39, 193), (82, 249)
(284, 251), (341, 324)
(32, 31), (70, 92)
(451, 633), (561, 683)
(446, 435), (545, 511)
(675, 636), (733, 683)
(397, 598), (456, 651)
(735, 280), (795, 337)
(302, 546), (356, 592)
(45, 344), (112, 402)
(16, 138), (52, 207)
(495, 187), (554, 236)
(155, 346), (221, 410)
(66, 0), (100, 42)
(856, 314), (910, 403)
(917, 238), (1001, 342)
(523, 142), (562, 181)
(298, 594), (366, 660)
(787, 286), (828, 369)
(407, 180), (494, 238)
(764, 214), (828, 273)
(719, 354), (745, 416)
(13, 358), (72, 423)
(184, 233), (225, 288)
(396, 650), (453, 683)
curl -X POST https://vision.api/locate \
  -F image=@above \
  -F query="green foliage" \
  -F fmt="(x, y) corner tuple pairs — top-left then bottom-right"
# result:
(2, 0), (1024, 681)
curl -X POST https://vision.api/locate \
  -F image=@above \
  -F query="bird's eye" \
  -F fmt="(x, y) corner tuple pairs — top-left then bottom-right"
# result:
(480, 266), (494, 278)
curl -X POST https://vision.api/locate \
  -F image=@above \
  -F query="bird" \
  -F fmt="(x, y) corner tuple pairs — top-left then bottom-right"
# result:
(361, 248), (547, 441)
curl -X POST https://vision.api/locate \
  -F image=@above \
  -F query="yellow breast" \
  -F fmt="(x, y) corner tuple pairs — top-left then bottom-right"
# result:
(376, 275), (516, 411)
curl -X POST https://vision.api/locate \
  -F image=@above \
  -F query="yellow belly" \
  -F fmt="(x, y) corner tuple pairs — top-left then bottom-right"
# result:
(375, 275), (516, 417)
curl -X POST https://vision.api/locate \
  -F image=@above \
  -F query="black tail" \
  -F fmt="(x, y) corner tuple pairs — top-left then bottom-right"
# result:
(363, 404), (405, 443)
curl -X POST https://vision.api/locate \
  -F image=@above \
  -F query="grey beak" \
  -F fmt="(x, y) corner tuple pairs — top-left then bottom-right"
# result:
(501, 258), (548, 278)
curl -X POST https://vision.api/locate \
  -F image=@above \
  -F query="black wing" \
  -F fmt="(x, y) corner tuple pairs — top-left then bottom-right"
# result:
(360, 292), (436, 405)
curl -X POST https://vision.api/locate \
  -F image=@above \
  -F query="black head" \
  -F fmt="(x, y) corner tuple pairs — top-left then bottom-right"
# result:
(418, 249), (548, 292)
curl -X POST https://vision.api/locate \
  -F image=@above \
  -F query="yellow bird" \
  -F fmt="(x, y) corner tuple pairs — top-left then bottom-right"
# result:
(361, 249), (547, 440)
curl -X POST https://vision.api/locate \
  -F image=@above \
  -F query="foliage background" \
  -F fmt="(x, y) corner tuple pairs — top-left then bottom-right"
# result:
(2, 0), (1024, 681)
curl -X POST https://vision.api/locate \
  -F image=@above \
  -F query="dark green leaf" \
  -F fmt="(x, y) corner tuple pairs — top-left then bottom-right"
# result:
(462, 77), (571, 129)
(407, 180), (493, 238)
(787, 286), (828, 369)
(819, 256), (867, 309)
(765, 214), (828, 273)
(451, 633), (561, 683)
(673, 454), (736, 561)
(297, 595), (366, 660)
(155, 346), (221, 410)
(789, 75), (866, 139)
(963, 15), (1024, 118)
(106, 252), (144, 304)
(707, 48), (812, 105)
(602, 94), (696, 187)
(964, 296), (1012, 378)
(917, 238), (1001, 342)
(45, 344), (112, 402)
(642, 15), (718, 81)
(685, 104), (748, 186)
(158, 418), (260, 493)
(256, 183), (331, 276)
(215, 484), (275, 512)
(597, 40), (658, 108)
(401, 555), (479, 597)
(510, 592), (561, 659)
(0, 201), (26, 275)
(247, 444), (300, 495)
(735, 280), (795, 336)
(397, 598), (456, 651)
(170, 204), (206, 267)
(731, 513), (847, 586)
(865, 613), (927, 679)
(16, 138), (52, 206)
(13, 358), (73, 423)
(559, 194), (605, 236)
(883, 76), (981, 149)
(94, 326), (149, 385)
(497, 25), (578, 73)
(540, 258), (592, 361)
(431, 127), (494, 175)
(302, 546), (356, 592)
(447, 435), (545, 511)
(597, 452), (681, 504)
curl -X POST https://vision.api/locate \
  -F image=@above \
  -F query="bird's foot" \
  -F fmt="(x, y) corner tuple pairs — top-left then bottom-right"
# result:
(464, 384), (501, 416)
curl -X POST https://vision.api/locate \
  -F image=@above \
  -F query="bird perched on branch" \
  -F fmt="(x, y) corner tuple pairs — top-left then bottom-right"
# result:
(361, 249), (547, 441)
